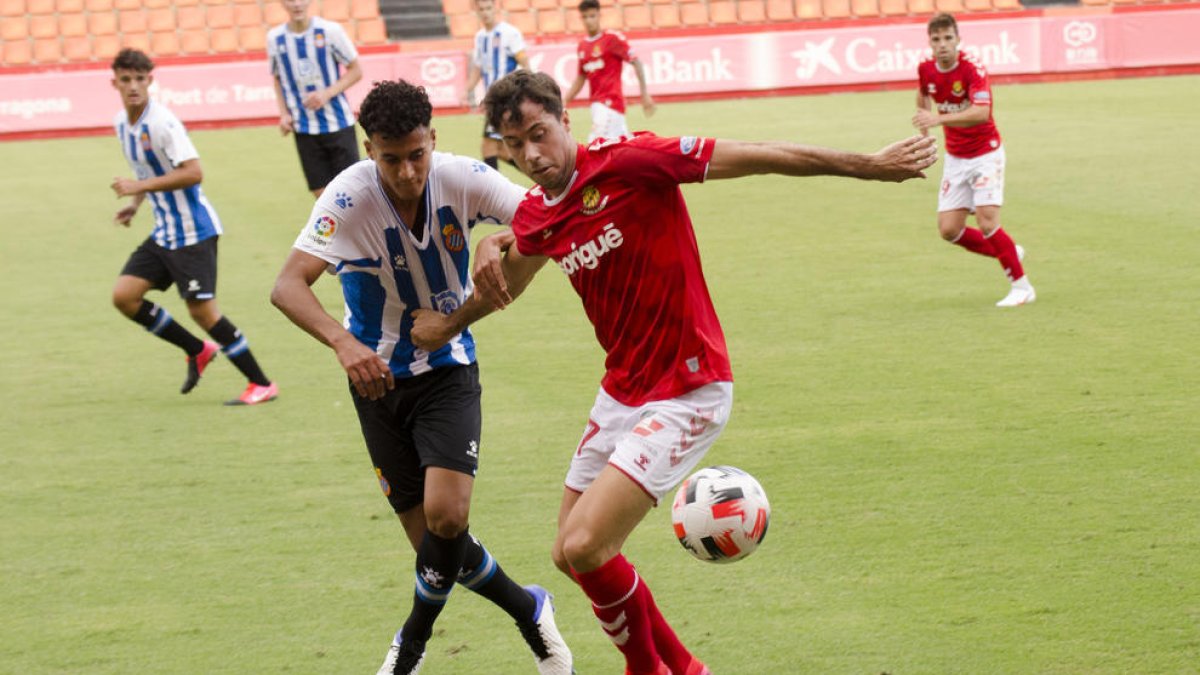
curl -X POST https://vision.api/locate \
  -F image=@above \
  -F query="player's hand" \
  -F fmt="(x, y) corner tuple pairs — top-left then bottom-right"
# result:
(279, 114), (294, 136)
(643, 96), (657, 118)
(869, 135), (938, 182)
(912, 109), (938, 134)
(111, 176), (142, 198)
(334, 334), (394, 400)
(302, 90), (330, 111)
(410, 308), (457, 352)
(114, 205), (137, 226)
(472, 229), (516, 310)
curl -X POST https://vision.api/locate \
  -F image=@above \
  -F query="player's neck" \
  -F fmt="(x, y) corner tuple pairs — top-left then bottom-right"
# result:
(936, 54), (959, 71)
(483, 18), (497, 30)
(586, 29), (601, 39)
(383, 184), (426, 233)
(125, 101), (148, 125)
(287, 17), (311, 33)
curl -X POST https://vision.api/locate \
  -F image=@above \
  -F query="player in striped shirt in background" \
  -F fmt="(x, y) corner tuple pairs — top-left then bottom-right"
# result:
(109, 49), (277, 406)
(463, 0), (531, 171)
(268, 0), (364, 197)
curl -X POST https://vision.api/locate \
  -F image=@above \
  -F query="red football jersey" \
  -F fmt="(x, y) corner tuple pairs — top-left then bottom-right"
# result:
(577, 31), (634, 113)
(917, 53), (1002, 158)
(512, 133), (733, 407)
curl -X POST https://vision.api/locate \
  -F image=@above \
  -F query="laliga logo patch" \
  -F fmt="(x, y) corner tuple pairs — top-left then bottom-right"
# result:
(442, 223), (465, 252)
(580, 185), (608, 216)
(308, 215), (337, 246)
(952, 80), (965, 97)
(680, 136), (697, 155)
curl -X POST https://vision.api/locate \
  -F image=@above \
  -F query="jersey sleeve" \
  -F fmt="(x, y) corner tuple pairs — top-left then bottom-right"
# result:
(504, 23), (527, 55)
(613, 34), (632, 62)
(603, 133), (715, 187)
(327, 21), (359, 64)
(916, 63), (929, 95)
(159, 114), (199, 167)
(293, 192), (356, 272)
(467, 163), (527, 227)
(966, 63), (993, 107)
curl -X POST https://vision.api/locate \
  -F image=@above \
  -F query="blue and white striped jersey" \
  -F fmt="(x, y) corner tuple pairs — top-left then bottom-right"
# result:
(113, 102), (222, 250)
(267, 17), (358, 135)
(472, 21), (526, 90)
(293, 154), (526, 378)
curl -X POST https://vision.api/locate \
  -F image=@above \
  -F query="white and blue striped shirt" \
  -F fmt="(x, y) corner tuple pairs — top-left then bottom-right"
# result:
(113, 102), (222, 250)
(472, 21), (526, 90)
(293, 154), (526, 378)
(267, 17), (358, 135)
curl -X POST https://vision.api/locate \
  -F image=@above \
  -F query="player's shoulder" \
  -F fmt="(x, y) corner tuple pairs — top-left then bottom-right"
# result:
(146, 101), (184, 129)
(498, 21), (524, 38)
(429, 151), (488, 183)
(313, 15), (347, 34)
(916, 57), (938, 73)
(324, 159), (376, 198)
(605, 29), (629, 43)
(266, 23), (286, 41)
(959, 53), (989, 76)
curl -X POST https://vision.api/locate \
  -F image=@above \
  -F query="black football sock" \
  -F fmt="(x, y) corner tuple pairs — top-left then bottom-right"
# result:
(132, 301), (204, 355)
(458, 533), (537, 622)
(401, 529), (469, 643)
(206, 316), (270, 386)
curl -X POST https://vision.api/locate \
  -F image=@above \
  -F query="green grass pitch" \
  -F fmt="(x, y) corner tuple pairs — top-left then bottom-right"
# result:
(2, 74), (1198, 674)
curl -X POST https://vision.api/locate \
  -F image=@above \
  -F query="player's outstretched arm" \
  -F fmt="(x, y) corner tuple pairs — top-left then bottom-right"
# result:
(111, 158), (204, 197)
(410, 235), (548, 351)
(271, 248), (395, 400)
(631, 59), (655, 117)
(707, 136), (937, 183)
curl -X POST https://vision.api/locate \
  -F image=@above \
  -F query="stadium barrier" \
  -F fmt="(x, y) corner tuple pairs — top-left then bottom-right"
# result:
(2, 4), (1197, 139)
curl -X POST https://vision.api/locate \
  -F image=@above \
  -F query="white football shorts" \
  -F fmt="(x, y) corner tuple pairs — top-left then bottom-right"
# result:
(938, 145), (1005, 213)
(565, 381), (734, 504)
(588, 102), (631, 143)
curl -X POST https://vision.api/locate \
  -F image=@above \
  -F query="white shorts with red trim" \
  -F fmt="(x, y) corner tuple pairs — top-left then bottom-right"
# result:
(938, 145), (1005, 213)
(588, 102), (631, 144)
(565, 381), (734, 504)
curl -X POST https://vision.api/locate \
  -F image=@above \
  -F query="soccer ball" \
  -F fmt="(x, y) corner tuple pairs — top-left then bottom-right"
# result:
(671, 465), (770, 563)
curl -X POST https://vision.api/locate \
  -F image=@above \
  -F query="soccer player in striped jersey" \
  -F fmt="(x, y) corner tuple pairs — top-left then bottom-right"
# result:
(463, 0), (530, 171)
(411, 71), (936, 675)
(109, 49), (277, 406)
(564, 0), (656, 143)
(268, 0), (363, 197)
(913, 13), (1035, 307)
(270, 80), (573, 675)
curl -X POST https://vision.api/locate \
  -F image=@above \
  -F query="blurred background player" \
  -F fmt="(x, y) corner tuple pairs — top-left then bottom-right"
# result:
(108, 49), (277, 406)
(411, 70), (937, 675)
(913, 12), (1035, 307)
(270, 80), (573, 675)
(563, 0), (655, 142)
(268, 0), (363, 198)
(463, 0), (530, 171)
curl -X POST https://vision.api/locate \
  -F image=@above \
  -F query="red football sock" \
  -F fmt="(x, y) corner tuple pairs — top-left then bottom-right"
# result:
(640, 581), (695, 675)
(951, 227), (997, 257)
(574, 554), (660, 673)
(985, 227), (1025, 281)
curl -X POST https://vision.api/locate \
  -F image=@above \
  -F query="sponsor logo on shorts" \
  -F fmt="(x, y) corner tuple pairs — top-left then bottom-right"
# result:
(375, 467), (391, 496)
(467, 440), (478, 458)
(187, 279), (201, 292)
(633, 417), (664, 437)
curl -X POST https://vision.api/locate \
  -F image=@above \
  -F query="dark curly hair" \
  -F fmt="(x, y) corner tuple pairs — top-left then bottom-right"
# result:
(112, 48), (154, 73)
(578, 0), (600, 11)
(483, 71), (563, 132)
(358, 80), (433, 140)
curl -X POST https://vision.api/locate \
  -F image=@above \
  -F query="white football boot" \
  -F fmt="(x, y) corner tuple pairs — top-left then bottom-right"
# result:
(997, 276), (1036, 307)
(377, 631), (425, 675)
(518, 585), (575, 674)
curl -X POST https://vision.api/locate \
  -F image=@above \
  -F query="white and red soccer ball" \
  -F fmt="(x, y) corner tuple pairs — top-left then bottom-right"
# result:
(671, 465), (770, 563)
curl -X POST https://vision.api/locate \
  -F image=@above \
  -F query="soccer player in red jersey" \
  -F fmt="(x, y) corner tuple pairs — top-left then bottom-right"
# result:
(411, 71), (936, 675)
(563, 0), (655, 142)
(913, 13), (1036, 307)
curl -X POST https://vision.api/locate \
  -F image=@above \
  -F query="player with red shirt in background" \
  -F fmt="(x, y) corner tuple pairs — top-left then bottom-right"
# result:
(564, 0), (655, 142)
(914, 12), (1035, 307)
(410, 70), (936, 675)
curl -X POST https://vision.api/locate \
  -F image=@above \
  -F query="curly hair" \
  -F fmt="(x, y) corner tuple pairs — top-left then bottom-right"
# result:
(483, 71), (563, 132)
(578, 0), (600, 11)
(357, 80), (433, 140)
(112, 48), (154, 73)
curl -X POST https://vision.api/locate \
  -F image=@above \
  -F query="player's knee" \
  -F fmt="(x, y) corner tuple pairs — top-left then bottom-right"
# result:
(938, 222), (964, 242)
(550, 542), (572, 577)
(111, 288), (139, 316)
(424, 505), (470, 539)
(559, 527), (608, 571)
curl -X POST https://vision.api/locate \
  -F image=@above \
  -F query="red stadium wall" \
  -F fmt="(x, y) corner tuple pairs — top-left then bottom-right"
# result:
(2, 4), (1198, 140)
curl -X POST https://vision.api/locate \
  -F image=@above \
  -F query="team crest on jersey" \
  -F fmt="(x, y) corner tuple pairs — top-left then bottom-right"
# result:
(952, 80), (965, 97)
(442, 222), (465, 252)
(580, 185), (609, 215)
(314, 32), (326, 49)
(432, 290), (460, 315)
(307, 215), (337, 247)
(139, 131), (152, 151)
(592, 44), (602, 57)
